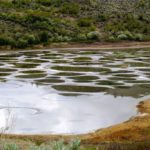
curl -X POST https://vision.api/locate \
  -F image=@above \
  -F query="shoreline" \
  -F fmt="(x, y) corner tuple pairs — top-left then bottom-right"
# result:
(0, 41), (150, 52)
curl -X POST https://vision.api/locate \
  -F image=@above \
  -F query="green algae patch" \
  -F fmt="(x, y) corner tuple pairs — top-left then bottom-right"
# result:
(70, 75), (99, 82)
(125, 62), (150, 67)
(13, 63), (39, 68)
(110, 70), (134, 74)
(0, 54), (19, 58)
(134, 58), (150, 63)
(96, 80), (124, 86)
(72, 62), (101, 66)
(79, 51), (100, 55)
(0, 68), (17, 72)
(20, 52), (40, 57)
(0, 78), (6, 82)
(52, 85), (110, 92)
(16, 73), (47, 79)
(44, 53), (63, 57)
(137, 68), (150, 72)
(108, 76), (136, 81)
(0, 73), (11, 76)
(99, 60), (115, 64)
(114, 74), (138, 77)
(73, 57), (92, 62)
(114, 85), (131, 89)
(125, 80), (150, 84)
(52, 60), (69, 64)
(55, 72), (83, 76)
(35, 78), (64, 84)
(51, 66), (111, 72)
(104, 64), (129, 68)
(24, 59), (49, 63)
(0, 57), (17, 61)
(21, 70), (46, 74)
(41, 56), (62, 60)
(100, 57), (115, 61)
(59, 93), (84, 96)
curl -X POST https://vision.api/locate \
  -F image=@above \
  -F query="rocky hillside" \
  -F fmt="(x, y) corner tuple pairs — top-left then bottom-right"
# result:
(0, 0), (149, 48)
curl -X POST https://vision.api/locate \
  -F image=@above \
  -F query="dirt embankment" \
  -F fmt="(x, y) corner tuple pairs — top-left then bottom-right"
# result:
(82, 99), (150, 144)
(0, 41), (150, 52)
(52, 41), (150, 50)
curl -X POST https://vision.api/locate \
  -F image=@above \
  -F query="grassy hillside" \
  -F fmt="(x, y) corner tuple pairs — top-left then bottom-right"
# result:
(0, 0), (150, 49)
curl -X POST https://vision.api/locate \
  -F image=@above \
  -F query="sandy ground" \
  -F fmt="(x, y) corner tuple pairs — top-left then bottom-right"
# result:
(49, 41), (150, 50)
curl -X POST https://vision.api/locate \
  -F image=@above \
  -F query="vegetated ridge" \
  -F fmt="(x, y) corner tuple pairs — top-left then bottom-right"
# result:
(0, 0), (150, 49)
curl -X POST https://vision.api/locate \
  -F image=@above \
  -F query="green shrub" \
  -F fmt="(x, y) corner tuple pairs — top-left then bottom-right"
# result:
(24, 34), (36, 45)
(108, 35), (117, 42)
(51, 139), (80, 150)
(15, 32), (22, 40)
(16, 38), (28, 48)
(38, 31), (49, 43)
(87, 31), (101, 40)
(117, 31), (135, 40)
(29, 139), (80, 150)
(54, 35), (71, 42)
(63, 36), (72, 42)
(78, 18), (93, 27)
(3, 143), (19, 150)
(36, 0), (52, 6)
(46, 0), (62, 7)
(124, 31), (134, 40)
(61, 2), (80, 15)
(68, 139), (80, 150)
(117, 34), (128, 40)
(29, 145), (48, 150)
(12, 0), (33, 7)
(0, 0), (149, 48)
(134, 33), (143, 41)
(98, 14), (109, 22)
(0, 36), (15, 46)
(77, 34), (87, 41)
(33, 21), (50, 30)
(55, 35), (63, 42)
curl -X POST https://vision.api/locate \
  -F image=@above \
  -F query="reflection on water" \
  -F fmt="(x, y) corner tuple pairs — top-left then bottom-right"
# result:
(0, 48), (150, 134)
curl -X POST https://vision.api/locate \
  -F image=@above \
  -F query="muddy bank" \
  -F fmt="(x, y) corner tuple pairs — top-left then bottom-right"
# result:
(82, 99), (150, 144)
(0, 41), (150, 52)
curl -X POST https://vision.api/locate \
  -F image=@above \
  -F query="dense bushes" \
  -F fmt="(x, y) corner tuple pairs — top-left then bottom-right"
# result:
(38, 31), (49, 43)
(87, 31), (101, 40)
(0, 0), (149, 49)
(77, 34), (87, 41)
(78, 18), (93, 27)
(116, 31), (144, 41)
(60, 2), (80, 15)
(16, 39), (28, 48)
(0, 36), (15, 46)
(36, 0), (52, 6)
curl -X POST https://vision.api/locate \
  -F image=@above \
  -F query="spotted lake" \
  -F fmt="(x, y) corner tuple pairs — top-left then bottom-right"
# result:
(0, 48), (150, 134)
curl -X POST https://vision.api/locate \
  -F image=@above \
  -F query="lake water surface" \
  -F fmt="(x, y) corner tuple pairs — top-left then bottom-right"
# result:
(0, 48), (150, 134)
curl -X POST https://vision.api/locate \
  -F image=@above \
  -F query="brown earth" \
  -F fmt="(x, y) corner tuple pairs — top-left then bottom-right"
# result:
(0, 41), (150, 52)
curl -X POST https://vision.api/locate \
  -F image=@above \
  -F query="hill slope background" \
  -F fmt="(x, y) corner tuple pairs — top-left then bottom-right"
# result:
(0, 0), (150, 49)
